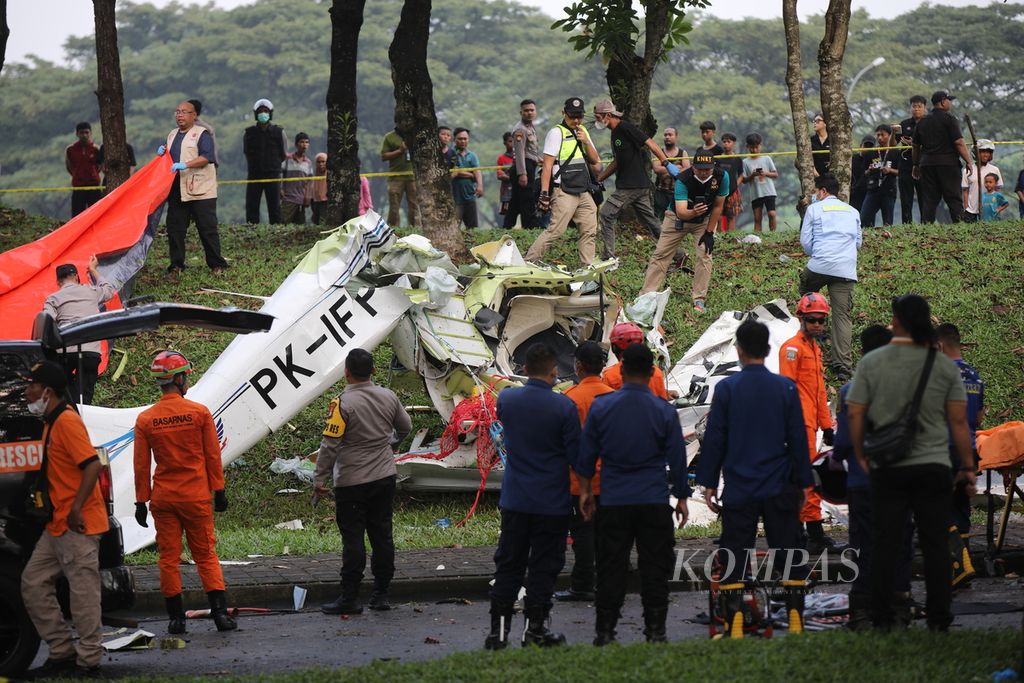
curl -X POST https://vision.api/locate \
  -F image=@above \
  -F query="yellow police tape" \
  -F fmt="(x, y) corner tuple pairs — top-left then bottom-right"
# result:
(3, 141), (1020, 195)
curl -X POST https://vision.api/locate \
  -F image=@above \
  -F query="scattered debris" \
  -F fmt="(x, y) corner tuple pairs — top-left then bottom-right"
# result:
(436, 564), (445, 570)
(435, 597), (472, 605)
(433, 517), (451, 528)
(424, 636), (442, 645)
(159, 638), (187, 650)
(274, 519), (304, 531)
(276, 488), (301, 496)
(269, 457), (316, 485)
(293, 586), (308, 611)
(103, 629), (155, 651)
(739, 234), (762, 244)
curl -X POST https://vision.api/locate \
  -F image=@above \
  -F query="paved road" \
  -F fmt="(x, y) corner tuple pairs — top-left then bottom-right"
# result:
(30, 578), (1024, 678)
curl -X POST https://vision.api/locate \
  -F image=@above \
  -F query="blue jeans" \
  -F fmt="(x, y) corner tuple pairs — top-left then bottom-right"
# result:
(860, 190), (896, 227)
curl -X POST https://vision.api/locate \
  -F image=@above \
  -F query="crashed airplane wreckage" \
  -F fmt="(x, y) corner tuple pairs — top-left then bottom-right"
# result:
(82, 210), (800, 551)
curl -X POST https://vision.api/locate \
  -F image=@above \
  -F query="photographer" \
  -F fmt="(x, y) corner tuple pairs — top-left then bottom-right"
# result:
(640, 153), (728, 313)
(591, 100), (679, 259)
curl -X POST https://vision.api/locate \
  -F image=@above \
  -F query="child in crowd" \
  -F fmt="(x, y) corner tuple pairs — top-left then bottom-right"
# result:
(1014, 169), (1024, 219)
(981, 173), (1009, 221)
(741, 134), (778, 232)
(719, 133), (745, 232)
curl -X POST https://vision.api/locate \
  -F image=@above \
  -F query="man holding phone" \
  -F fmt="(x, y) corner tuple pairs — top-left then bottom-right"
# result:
(695, 320), (814, 636)
(640, 152), (728, 313)
(897, 95), (928, 223)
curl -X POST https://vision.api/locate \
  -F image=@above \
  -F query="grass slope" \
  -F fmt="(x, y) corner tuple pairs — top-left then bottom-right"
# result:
(2, 207), (1021, 561)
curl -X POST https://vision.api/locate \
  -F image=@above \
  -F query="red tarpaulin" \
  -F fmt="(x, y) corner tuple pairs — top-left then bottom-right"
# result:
(0, 155), (174, 346)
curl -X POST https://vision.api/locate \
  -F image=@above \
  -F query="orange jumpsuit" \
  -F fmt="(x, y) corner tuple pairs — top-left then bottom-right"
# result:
(778, 331), (832, 523)
(565, 376), (615, 495)
(134, 393), (226, 597)
(602, 363), (669, 399)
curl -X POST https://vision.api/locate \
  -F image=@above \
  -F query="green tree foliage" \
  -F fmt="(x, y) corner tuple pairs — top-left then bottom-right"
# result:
(0, 0), (1021, 228)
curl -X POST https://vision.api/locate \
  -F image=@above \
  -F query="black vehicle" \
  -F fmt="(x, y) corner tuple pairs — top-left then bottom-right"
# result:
(0, 303), (272, 676)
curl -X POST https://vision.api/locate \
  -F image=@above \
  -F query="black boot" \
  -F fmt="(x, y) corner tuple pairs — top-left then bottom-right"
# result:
(483, 601), (514, 650)
(207, 590), (237, 632)
(847, 592), (872, 632)
(368, 586), (391, 612)
(593, 608), (619, 646)
(165, 594), (187, 635)
(321, 586), (363, 615)
(522, 605), (566, 647)
(643, 606), (668, 643)
(805, 521), (841, 555)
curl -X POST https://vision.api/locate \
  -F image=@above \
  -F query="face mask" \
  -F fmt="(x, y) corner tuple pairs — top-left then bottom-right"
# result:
(594, 119), (608, 130)
(810, 193), (820, 204)
(694, 172), (713, 185)
(27, 395), (47, 416)
(256, 112), (271, 124)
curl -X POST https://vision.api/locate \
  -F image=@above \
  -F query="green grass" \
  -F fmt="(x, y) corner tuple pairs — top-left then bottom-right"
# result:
(3, 205), (1022, 561)
(109, 628), (1022, 682)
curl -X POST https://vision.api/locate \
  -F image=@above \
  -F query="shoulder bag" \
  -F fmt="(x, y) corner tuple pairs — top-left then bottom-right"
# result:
(862, 347), (936, 468)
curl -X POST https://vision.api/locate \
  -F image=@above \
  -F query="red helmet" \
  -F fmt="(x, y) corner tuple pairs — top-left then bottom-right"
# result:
(796, 293), (830, 316)
(609, 322), (644, 351)
(150, 351), (193, 384)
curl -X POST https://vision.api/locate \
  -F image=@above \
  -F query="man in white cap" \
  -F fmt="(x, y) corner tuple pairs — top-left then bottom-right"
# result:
(243, 98), (288, 224)
(961, 139), (1001, 222)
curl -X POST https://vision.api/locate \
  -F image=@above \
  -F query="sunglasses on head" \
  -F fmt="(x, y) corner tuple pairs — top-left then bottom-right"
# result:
(804, 316), (827, 324)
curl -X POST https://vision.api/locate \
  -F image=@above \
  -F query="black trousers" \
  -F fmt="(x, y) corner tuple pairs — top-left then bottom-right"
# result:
(491, 509), (568, 610)
(568, 495), (596, 592)
(455, 200), (479, 229)
(245, 175), (282, 224)
(860, 190), (896, 227)
(71, 189), (102, 217)
(504, 159), (540, 228)
(848, 486), (913, 596)
(334, 475), (396, 594)
(60, 352), (101, 405)
(717, 488), (805, 584)
(870, 464), (953, 629)
(898, 169), (918, 224)
(595, 504), (675, 613)
(918, 165), (963, 223)
(166, 184), (227, 270)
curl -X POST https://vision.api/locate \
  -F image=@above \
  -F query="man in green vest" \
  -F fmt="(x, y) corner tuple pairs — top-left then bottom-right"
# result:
(525, 97), (601, 266)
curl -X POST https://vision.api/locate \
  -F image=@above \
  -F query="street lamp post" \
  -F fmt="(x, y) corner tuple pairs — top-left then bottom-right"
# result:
(847, 56), (886, 102)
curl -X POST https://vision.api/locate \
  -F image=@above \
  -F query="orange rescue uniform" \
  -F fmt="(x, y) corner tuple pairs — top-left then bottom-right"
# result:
(565, 376), (614, 495)
(778, 330), (832, 523)
(602, 362), (669, 399)
(134, 393), (226, 597)
(44, 405), (109, 537)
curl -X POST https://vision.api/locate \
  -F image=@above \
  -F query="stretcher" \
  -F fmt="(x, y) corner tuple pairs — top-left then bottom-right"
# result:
(976, 422), (1024, 571)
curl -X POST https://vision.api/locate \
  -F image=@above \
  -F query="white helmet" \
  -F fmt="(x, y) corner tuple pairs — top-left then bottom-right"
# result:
(253, 98), (274, 112)
(976, 139), (995, 152)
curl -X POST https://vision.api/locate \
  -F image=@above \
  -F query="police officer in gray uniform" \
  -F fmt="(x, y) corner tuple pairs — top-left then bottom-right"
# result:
(505, 99), (541, 228)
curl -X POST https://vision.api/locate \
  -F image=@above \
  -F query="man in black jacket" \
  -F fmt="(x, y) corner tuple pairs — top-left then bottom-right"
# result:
(912, 91), (974, 223)
(243, 98), (288, 225)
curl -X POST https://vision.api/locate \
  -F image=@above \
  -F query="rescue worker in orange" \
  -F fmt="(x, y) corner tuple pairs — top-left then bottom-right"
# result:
(602, 322), (669, 399)
(556, 341), (614, 603)
(778, 293), (838, 553)
(133, 351), (236, 634)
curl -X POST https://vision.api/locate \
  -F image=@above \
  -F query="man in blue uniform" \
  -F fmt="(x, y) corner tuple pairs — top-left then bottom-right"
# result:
(937, 322), (983, 587)
(485, 343), (581, 650)
(696, 320), (813, 636)
(577, 343), (690, 645)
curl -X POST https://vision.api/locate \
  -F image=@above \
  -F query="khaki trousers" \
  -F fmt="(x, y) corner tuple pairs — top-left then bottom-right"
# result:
(525, 188), (597, 265)
(21, 532), (103, 667)
(386, 177), (420, 228)
(641, 213), (713, 301)
(800, 268), (856, 375)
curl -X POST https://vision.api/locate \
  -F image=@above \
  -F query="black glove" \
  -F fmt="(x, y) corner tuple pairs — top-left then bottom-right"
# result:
(822, 428), (835, 447)
(698, 230), (715, 255)
(134, 502), (148, 528)
(537, 191), (551, 213)
(213, 490), (229, 513)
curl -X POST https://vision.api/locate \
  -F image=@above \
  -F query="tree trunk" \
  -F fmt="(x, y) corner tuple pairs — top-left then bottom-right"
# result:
(388, 0), (469, 261)
(0, 0), (10, 76)
(326, 0), (366, 226)
(93, 0), (130, 192)
(604, 0), (671, 138)
(782, 0), (817, 215)
(818, 0), (853, 201)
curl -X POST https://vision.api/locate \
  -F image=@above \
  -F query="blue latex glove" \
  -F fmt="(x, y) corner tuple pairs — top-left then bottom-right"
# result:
(170, 162), (188, 172)
(665, 161), (681, 178)
(157, 145), (166, 156)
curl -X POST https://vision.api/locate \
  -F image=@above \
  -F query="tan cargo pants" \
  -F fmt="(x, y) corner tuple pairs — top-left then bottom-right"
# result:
(641, 212), (713, 301)
(386, 177), (420, 228)
(21, 531), (103, 668)
(525, 188), (598, 265)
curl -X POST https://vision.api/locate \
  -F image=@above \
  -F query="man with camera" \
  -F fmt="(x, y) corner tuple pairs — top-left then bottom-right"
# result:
(592, 100), (680, 259)
(639, 153), (728, 313)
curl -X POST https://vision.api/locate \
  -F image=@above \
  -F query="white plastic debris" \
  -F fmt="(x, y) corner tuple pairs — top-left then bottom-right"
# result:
(436, 564), (446, 570)
(274, 519), (304, 531)
(424, 266), (458, 309)
(625, 292), (660, 327)
(740, 234), (762, 244)
(103, 629), (155, 652)
(269, 457), (316, 485)
(293, 586), (308, 611)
